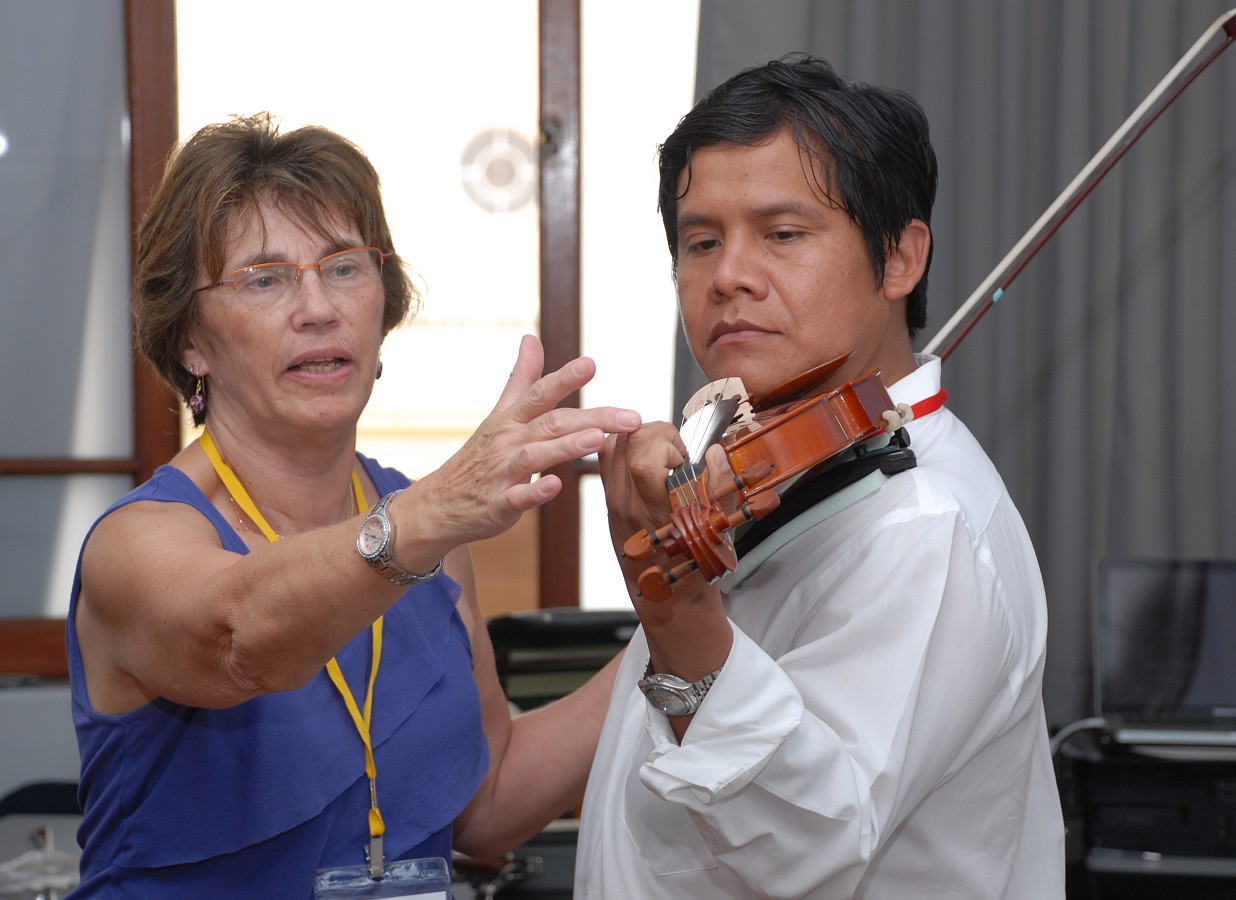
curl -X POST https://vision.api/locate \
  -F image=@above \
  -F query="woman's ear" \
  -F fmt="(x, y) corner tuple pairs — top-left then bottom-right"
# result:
(179, 335), (208, 378)
(882, 219), (931, 302)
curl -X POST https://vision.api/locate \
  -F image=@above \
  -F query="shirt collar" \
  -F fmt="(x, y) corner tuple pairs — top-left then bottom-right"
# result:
(888, 354), (946, 421)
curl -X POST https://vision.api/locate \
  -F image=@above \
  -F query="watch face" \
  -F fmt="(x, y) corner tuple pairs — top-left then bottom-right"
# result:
(357, 515), (387, 557)
(644, 684), (693, 717)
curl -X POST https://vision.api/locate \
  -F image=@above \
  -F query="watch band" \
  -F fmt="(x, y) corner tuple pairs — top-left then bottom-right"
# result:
(373, 551), (444, 587)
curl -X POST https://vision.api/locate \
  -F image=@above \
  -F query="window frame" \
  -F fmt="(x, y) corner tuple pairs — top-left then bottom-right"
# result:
(0, 0), (589, 677)
(0, 0), (179, 676)
(537, 0), (586, 608)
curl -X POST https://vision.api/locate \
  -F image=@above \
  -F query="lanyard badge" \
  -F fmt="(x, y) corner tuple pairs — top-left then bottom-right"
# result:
(201, 428), (389, 876)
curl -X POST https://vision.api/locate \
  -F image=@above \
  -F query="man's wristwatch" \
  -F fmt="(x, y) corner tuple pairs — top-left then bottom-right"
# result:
(638, 659), (722, 717)
(356, 489), (443, 586)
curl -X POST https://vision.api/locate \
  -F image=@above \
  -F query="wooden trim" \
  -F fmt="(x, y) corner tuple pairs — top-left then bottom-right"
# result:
(0, 459), (141, 476)
(538, 0), (582, 608)
(0, 4), (180, 486)
(125, 0), (182, 483)
(0, 619), (68, 678)
(0, 5), (180, 676)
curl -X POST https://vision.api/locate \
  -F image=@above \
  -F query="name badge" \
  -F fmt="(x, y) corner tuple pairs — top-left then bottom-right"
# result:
(314, 856), (451, 899)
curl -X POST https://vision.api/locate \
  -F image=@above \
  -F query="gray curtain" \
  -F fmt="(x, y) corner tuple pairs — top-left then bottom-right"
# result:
(686, 0), (1236, 727)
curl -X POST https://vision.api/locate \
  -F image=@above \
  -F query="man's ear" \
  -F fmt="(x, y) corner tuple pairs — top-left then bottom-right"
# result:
(882, 219), (931, 302)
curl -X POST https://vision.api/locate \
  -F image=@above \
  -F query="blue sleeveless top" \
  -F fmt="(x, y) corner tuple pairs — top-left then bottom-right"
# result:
(65, 457), (489, 898)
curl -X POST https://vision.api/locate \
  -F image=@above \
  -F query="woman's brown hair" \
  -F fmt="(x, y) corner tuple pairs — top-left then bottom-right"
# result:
(133, 113), (417, 424)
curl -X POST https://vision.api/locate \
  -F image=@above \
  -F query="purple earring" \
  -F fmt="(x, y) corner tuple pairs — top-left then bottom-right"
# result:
(188, 367), (206, 416)
(376, 359), (384, 380)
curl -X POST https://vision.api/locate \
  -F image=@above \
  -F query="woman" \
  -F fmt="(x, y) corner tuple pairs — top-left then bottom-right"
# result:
(65, 113), (640, 897)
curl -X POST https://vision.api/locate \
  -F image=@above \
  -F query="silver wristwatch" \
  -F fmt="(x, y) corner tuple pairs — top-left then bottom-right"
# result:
(638, 659), (722, 717)
(356, 489), (443, 586)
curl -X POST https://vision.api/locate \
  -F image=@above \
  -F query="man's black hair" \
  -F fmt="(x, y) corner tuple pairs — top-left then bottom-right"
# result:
(658, 53), (937, 337)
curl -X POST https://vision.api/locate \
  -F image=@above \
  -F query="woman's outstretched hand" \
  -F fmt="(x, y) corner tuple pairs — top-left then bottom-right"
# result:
(398, 334), (642, 555)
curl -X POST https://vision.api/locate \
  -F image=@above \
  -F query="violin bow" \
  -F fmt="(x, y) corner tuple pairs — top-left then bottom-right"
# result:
(924, 7), (1236, 362)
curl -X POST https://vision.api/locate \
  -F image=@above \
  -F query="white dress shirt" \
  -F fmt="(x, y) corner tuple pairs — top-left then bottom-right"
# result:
(575, 356), (1066, 899)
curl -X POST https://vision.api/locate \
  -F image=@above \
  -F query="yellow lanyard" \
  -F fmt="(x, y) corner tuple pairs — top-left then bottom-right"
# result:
(199, 427), (388, 874)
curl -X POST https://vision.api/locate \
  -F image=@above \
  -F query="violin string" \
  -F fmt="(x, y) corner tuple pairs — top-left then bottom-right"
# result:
(673, 384), (708, 501)
(673, 376), (736, 504)
(676, 377), (732, 581)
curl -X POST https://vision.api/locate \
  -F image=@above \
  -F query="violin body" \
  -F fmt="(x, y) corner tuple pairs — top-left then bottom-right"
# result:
(625, 356), (910, 601)
(726, 372), (901, 501)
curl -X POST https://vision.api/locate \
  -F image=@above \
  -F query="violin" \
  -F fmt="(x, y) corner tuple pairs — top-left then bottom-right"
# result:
(623, 352), (912, 601)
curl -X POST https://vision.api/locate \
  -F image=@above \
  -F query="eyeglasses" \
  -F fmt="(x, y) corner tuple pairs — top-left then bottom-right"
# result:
(192, 247), (391, 305)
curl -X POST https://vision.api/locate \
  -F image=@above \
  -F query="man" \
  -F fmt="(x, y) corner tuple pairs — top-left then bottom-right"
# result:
(576, 55), (1065, 898)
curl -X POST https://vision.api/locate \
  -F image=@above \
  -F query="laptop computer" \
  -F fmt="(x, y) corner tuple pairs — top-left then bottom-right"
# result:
(1093, 557), (1236, 748)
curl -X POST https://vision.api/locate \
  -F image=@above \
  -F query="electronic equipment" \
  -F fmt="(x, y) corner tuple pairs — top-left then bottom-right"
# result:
(1093, 557), (1236, 747)
(1079, 558), (1236, 898)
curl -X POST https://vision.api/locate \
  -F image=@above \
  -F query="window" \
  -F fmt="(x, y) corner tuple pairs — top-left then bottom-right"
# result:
(176, 0), (697, 613)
